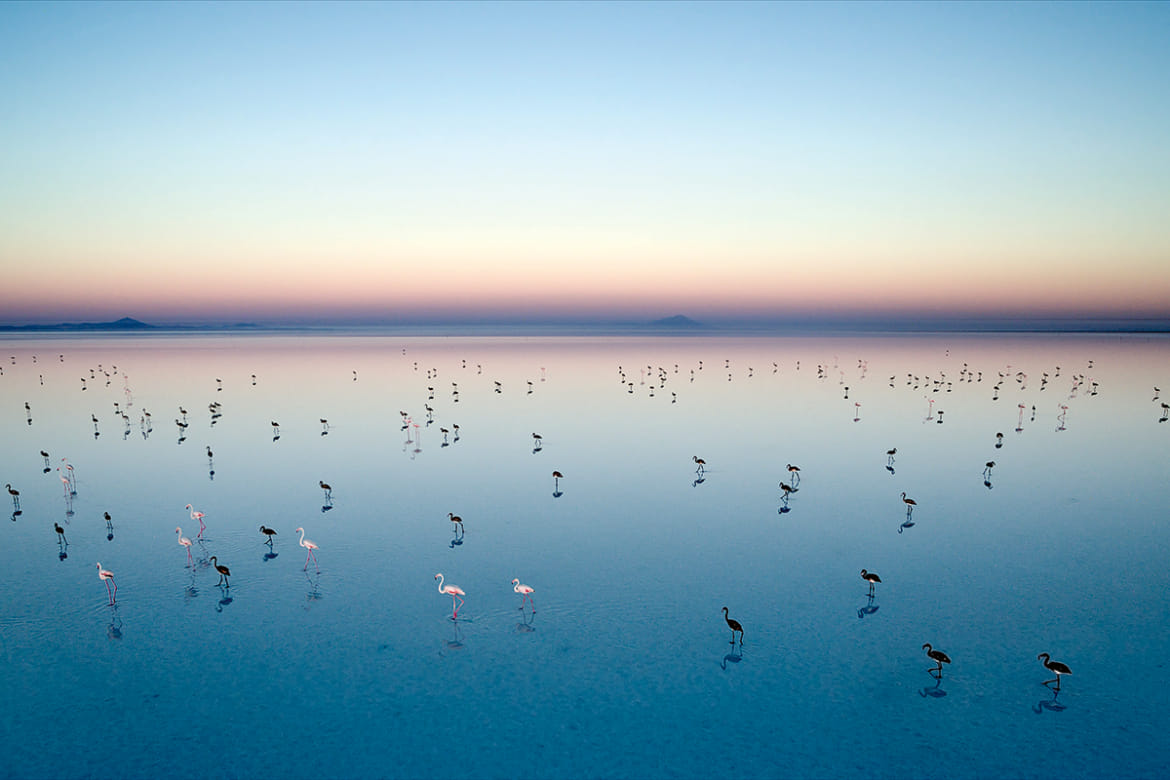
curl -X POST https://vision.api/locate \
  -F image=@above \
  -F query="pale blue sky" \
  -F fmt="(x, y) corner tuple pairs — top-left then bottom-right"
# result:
(1, 1), (1167, 324)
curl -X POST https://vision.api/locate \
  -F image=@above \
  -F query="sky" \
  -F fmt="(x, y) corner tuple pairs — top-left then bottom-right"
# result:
(1, 1), (1168, 327)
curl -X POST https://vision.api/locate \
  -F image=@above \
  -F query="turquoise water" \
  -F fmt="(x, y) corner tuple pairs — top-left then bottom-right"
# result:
(1, 332), (1168, 778)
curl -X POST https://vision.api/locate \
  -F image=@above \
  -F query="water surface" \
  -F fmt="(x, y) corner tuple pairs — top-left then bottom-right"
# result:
(1, 332), (1168, 778)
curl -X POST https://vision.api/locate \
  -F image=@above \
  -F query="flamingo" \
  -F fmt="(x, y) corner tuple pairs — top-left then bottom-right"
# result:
(96, 562), (116, 603)
(983, 461), (996, 478)
(295, 527), (319, 570)
(448, 513), (464, 535)
(260, 525), (277, 544)
(901, 492), (917, 517)
(435, 573), (465, 618)
(6, 483), (19, 500)
(56, 467), (72, 496)
(512, 578), (536, 610)
(860, 569), (881, 595)
(209, 556), (230, 586)
(693, 456), (706, 474)
(319, 480), (332, 499)
(886, 447), (897, 464)
(786, 463), (801, 485)
(923, 643), (951, 677)
(552, 470), (563, 491)
(186, 504), (206, 538)
(1038, 653), (1072, 691)
(722, 607), (744, 645)
(175, 527), (193, 564)
(54, 522), (68, 544)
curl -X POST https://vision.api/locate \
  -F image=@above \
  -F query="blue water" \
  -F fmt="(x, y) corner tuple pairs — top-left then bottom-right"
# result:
(1, 332), (1168, 778)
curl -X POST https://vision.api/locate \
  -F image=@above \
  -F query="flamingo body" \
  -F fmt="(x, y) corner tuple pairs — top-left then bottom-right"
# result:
(175, 527), (193, 563)
(209, 556), (231, 585)
(722, 606), (744, 644)
(96, 563), (116, 602)
(1038, 652), (1072, 690)
(295, 527), (319, 569)
(923, 643), (951, 676)
(435, 573), (465, 618)
(512, 578), (536, 610)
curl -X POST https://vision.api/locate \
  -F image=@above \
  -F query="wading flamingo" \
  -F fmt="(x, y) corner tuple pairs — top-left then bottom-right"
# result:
(901, 492), (917, 517)
(435, 573), (465, 618)
(860, 569), (881, 596)
(722, 607), (744, 645)
(511, 578), (536, 610)
(923, 643), (951, 678)
(175, 527), (193, 564)
(1038, 653), (1072, 691)
(295, 527), (319, 569)
(209, 556), (230, 586)
(186, 504), (206, 538)
(96, 562), (116, 603)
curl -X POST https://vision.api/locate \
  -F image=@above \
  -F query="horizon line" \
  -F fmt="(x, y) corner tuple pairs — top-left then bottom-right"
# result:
(3, 313), (1170, 335)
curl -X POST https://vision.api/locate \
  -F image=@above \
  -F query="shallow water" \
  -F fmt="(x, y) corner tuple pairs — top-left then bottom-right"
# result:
(1, 331), (1168, 779)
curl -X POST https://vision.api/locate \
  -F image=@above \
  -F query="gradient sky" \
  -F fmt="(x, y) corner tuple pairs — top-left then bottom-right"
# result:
(1, 1), (1168, 326)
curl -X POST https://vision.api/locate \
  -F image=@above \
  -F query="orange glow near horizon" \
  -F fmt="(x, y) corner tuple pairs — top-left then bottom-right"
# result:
(4, 240), (1168, 325)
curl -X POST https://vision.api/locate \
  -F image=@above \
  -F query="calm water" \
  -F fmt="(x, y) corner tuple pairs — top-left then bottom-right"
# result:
(1, 331), (1168, 779)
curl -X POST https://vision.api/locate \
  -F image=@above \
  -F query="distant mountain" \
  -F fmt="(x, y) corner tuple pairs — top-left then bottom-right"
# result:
(646, 315), (708, 329)
(0, 316), (156, 332)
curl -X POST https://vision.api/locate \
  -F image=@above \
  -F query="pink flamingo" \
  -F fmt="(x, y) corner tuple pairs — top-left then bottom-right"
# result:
(295, 527), (319, 570)
(60, 458), (75, 490)
(512, 578), (536, 611)
(96, 562), (116, 603)
(56, 467), (71, 496)
(853, 401), (862, 422)
(435, 573), (465, 618)
(185, 504), (206, 538)
(175, 527), (193, 565)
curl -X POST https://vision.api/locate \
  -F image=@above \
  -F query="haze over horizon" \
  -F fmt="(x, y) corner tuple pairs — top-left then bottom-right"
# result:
(2, 2), (1168, 328)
